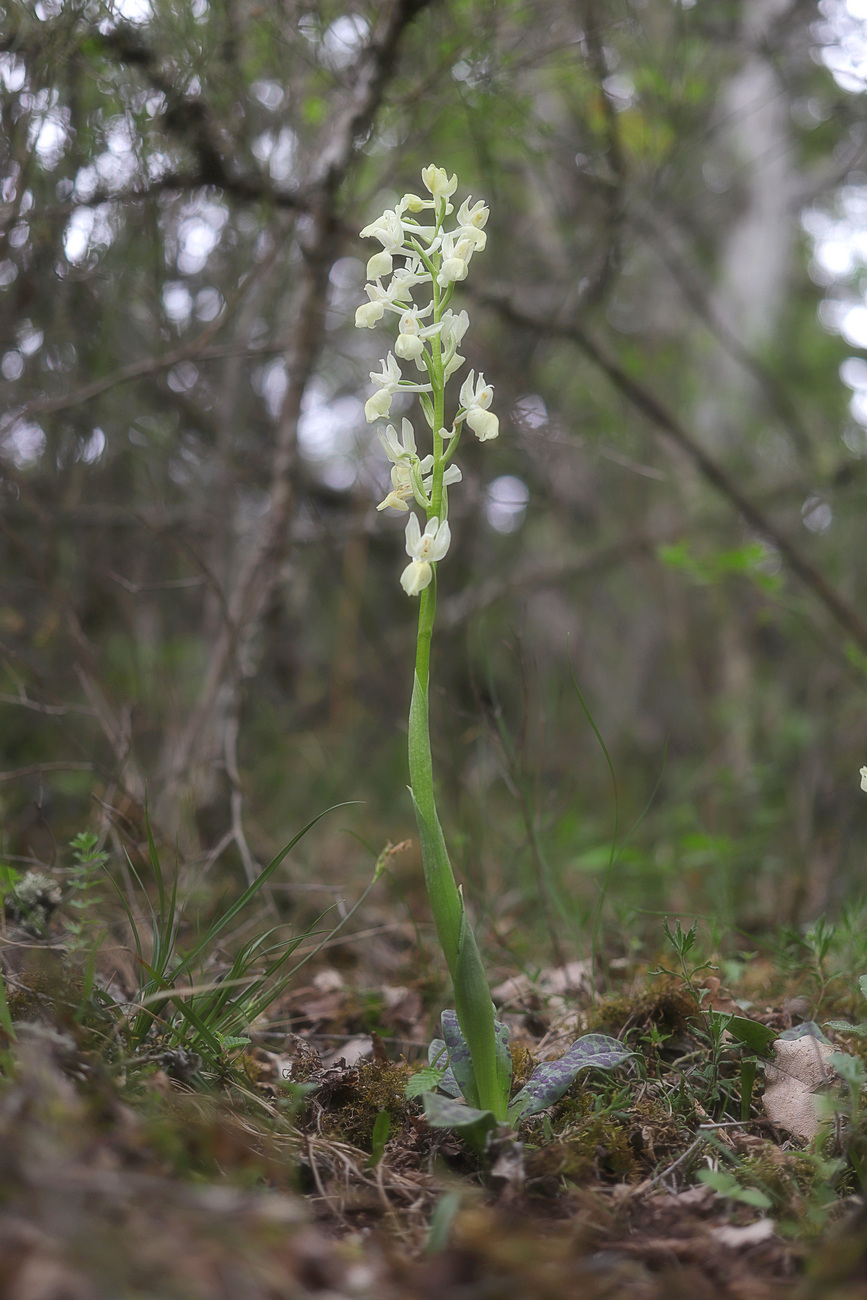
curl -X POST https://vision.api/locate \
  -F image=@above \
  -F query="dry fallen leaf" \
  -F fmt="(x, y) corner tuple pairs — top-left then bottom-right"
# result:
(762, 1037), (839, 1140)
(711, 1218), (776, 1248)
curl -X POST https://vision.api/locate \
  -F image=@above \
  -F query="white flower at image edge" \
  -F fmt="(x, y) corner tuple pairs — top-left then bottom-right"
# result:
(400, 513), (451, 596)
(861, 766), (867, 792)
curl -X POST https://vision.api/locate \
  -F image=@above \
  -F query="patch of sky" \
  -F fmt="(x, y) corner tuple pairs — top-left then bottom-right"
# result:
(251, 81), (285, 111)
(0, 54), (26, 93)
(801, 495), (833, 534)
(169, 201), (229, 275)
(603, 73), (636, 109)
(319, 15), (369, 71)
(78, 428), (106, 464)
(485, 475), (530, 534)
(103, 0), (153, 26)
(1, 352), (24, 381)
(298, 381), (363, 490)
(167, 362), (199, 393)
(451, 57), (492, 87)
(327, 256), (363, 328)
(814, 0), (867, 92)
(252, 126), (297, 185)
(253, 359), (287, 420)
(805, 5), (867, 432)
(195, 287), (223, 322)
(512, 394), (548, 430)
(63, 205), (114, 264)
(0, 416), (46, 468)
(163, 282), (193, 325)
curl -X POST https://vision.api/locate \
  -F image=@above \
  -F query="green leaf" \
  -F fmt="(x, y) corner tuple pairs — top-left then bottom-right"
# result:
(422, 1091), (497, 1151)
(709, 1013), (777, 1054)
(697, 1169), (772, 1209)
(823, 1019), (867, 1038)
(508, 1034), (632, 1122)
(453, 906), (503, 1117)
(779, 1021), (831, 1044)
(0, 968), (16, 1042)
(409, 787), (461, 978)
(406, 1065), (448, 1099)
(426, 1037), (461, 1097)
(493, 1016), (513, 1117)
(426, 1191), (463, 1255)
(440, 1010), (478, 1107)
(366, 1110), (391, 1168)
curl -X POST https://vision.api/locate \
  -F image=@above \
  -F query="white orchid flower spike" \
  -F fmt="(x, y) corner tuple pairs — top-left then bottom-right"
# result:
(356, 164), (504, 589)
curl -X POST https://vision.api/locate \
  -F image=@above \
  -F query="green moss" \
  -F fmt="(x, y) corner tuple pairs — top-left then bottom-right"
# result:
(525, 1108), (637, 1188)
(315, 1059), (414, 1151)
(583, 977), (695, 1042)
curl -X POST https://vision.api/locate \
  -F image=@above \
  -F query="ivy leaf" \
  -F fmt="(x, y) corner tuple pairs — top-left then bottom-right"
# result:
(508, 1034), (632, 1123)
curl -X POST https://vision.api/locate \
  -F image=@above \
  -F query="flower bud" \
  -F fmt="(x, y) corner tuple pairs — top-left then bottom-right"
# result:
(421, 165), (458, 199)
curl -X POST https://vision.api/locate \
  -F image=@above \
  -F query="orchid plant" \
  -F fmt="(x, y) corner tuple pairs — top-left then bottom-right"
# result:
(356, 166), (629, 1141)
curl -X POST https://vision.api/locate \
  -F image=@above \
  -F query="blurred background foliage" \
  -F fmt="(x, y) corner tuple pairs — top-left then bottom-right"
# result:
(1, 0), (866, 964)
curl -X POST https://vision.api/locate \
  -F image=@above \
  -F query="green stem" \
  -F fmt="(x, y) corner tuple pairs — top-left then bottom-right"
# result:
(405, 250), (503, 1114)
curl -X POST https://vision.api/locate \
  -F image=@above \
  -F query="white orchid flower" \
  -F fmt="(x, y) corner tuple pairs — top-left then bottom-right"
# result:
(359, 208), (405, 279)
(457, 197), (489, 231)
(400, 514), (452, 596)
(440, 309), (470, 350)
(457, 224), (487, 253)
(399, 192), (430, 213)
(370, 353), (403, 392)
(355, 275), (415, 330)
(365, 388), (393, 422)
(861, 766), (867, 792)
(459, 370), (499, 441)
(365, 354), (402, 422)
(436, 231), (474, 286)
(378, 418), (417, 464)
(440, 309), (469, 378)
(355, 299), (385, 329)
(388, 262), (428, 301)
(378, 455), (460, 513)
(395, 307), (441, 366)
(421, 165), (458, 202)
(377, 461), (415, 512)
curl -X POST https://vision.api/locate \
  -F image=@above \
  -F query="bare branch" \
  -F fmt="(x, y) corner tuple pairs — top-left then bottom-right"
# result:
(483, 291), (867, 653)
